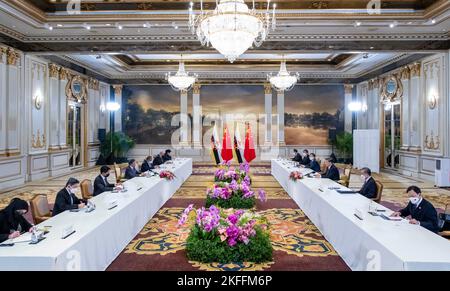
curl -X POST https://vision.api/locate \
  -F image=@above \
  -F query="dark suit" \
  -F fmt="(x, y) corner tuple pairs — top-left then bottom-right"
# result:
(141, 160), (154, 172)
(358, 177), (377, 199)
(0, 211), (33, 243)
(292, 153), (302, 162)
(307, 160), (321, 172)
(124, 166), (140, 180)
(162, 153), (172, 162)
(93, 175), (115, 196)
(53, 188), (82, 216)
(321, 164), (340, 181)
(300, 155), (311, 166)
(400, 199), (439, 233)
(153, 155), (164, 166)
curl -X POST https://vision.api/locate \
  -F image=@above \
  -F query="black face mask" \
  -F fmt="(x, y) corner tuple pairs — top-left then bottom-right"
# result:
(105, 173), (110, 178)
(14, 210), (24, 218)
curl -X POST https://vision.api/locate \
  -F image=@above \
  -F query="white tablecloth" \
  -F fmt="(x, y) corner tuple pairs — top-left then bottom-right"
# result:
(0, 158), (192, 271)
(272, 159), (450, 271)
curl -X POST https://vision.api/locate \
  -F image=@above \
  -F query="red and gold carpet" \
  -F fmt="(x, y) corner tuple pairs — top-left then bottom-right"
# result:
(107, 163), (349, 271)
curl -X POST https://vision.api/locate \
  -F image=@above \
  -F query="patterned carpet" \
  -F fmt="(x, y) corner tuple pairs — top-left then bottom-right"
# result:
(107, 164), (347, 271)
(1, 162), (449, 270)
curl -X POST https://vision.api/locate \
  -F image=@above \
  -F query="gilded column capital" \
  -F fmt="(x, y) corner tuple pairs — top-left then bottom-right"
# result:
(264, 83), (272, 94)
(6, 48), (20, 66)
(113, 85), (123, 95)
(48, 63), (60, 79)
(409, 62), (421, 78)
(193, 83), (201, 94)
(344, 84), (354, 94)
(59, 67), (69, 80)
(400, 66), (410, 80)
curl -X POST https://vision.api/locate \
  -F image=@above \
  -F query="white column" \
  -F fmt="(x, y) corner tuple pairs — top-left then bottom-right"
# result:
(192, 84), (202, 148)
(409, 63), (421, 151)
(6, 48), (20, 152)
(59, 68), (68, 148)
(277, 90), (285, 146)
(400, 67), (410, 150)
(0, 47), (6, 153)
(344, 84), (353, 133)
(264, 83), (272, 145)
(180, 89), (189, 146)
(113, 85), (123, 133)
(48, 64), (60, 149)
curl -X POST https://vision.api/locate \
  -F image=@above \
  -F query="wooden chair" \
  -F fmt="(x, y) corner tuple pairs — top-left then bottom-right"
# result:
(114, 163), (127, 183)
(338, 166), (352, 188)
(80, 179), (93, 200)
(372, 180), (384, 203)
(30, 194), (52, 224)
(439, 205), (450, 239)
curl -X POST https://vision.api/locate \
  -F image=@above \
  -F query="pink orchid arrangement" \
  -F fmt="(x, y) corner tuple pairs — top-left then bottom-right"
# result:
(178, 205), (268, 247)
(160, 170), (176, 180)
(289, 171), (303, 181)
(206, 180), (266, 202)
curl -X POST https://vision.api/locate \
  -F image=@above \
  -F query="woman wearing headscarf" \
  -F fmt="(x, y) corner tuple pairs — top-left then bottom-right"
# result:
(0, 198), (33, 243)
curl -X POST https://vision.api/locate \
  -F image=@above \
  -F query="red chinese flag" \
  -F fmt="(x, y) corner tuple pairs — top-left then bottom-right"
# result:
(221, 125), (233, 162)
(244, 122), (256, 163)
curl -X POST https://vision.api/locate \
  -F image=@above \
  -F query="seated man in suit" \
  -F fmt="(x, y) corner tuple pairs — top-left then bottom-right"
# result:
(93, 166), (116, 196)
(316, 158), (340, 181)
(141, 156), (155, 173)
(357, 167), (378, 199)
(153, 152), (165, 167)
(53, 178), (85, 216)
(391, 186), (439, 233)
(163, 149), (173, 162)
(303, 153), (321, 172)
(124, 159), (143, 180)
(300, 149), (311, 166)
(292, 149), (302, 163)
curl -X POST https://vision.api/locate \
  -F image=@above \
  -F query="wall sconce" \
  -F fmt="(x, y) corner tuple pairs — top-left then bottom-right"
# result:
(361, 103), (368, 113)
(348, 101), (362, 112)
(428, 94), (437, 110)
(100, 104), (106, 113)
(33, 94), (42, 110)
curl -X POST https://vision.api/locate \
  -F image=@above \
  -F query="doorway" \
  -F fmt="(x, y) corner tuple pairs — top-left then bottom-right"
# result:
(67, 101), (84, 169)
(383, 102), (401, 170)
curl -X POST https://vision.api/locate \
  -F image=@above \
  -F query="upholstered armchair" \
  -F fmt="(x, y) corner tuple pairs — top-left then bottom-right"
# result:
(80, 179), (94, 200)
(372, 180), (384, 203)
(30, 194), (52, 224)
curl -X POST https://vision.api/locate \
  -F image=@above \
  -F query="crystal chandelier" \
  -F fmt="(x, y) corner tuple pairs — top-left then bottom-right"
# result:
(189, 0), (276, 63)
(166, 59), (197, 91)
(268, 60), (299, 91)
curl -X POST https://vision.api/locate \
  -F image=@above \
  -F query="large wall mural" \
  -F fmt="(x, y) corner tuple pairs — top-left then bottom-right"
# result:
(284, 85), (345, 145)
(122, 84), (344, 145)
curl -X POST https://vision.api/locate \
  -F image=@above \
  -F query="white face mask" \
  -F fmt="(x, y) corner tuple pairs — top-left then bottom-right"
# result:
(409, 196), (420, 205)
(360, 175), (366, 182)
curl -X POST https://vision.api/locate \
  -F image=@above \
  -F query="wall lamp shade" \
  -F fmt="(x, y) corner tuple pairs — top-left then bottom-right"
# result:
(106, 102), (121, 112)
(348, 101), (362, 112)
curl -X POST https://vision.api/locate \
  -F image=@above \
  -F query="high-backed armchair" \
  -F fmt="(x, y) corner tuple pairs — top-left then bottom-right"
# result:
(80, 179), (94, 200)
(114, 163), (128, 183)
(30, 194), (52, 224)
(372, 180), (384, 203)
(338, 167), (352, 188)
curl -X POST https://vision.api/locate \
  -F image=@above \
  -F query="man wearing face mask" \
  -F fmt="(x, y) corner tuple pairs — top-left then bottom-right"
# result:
(300, 149), (311, 166)
(292, 149), (302, 163)
(53, 178), (85, 216)
(391, 186), (439, 233)
(0, 198), (34, 243)
(302, 153), (321, 172)
(124, 159), (144, 180)
(93, 166), (116, 196)
(357, 167), (377, 199)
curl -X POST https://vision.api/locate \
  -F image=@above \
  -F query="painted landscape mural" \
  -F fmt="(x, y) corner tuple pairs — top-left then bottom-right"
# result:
(122, 84), (344, 145)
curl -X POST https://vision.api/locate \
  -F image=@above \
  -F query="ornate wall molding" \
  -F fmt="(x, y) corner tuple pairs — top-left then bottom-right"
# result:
(66, 75), (88, 103)
(409, 62), (421, 77)
(6, 48), (20, 66)
(88, 78), (100, 90)
(59, 67), (69, 80)
(424, 131), (440, 150)
(400, 66), (411, 80)
(264, 83), (272, 94)
(193, 83), (201, 94)
(380, 74), (403, 103)
(0, 47), (5, 63)
(113, 85), (123, 95)
(344, 84), (353, 94)
(31, 129), (46, 149)
(48, 63), (60, 78)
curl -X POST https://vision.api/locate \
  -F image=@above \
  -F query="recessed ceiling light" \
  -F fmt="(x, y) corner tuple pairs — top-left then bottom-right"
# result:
(389, 22), (396, 28)
(370, 46), (375, 50)
(431, 19), (436, 24)
(106, 24), (111, 26)
(57, 24), (63, 27)
(354, 21), (362, 27)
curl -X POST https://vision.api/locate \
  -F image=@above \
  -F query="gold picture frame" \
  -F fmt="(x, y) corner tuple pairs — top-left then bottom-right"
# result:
(66, 75), (88, 103)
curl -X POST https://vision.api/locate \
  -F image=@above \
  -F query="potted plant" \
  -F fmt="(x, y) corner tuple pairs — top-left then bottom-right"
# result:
(331, 132), (353, 164)
(99, 131), (136, 164)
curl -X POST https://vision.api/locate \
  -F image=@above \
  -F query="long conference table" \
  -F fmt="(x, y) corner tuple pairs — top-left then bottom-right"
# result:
(0, 158), (192, 271)
(272, 159), (450, 271)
